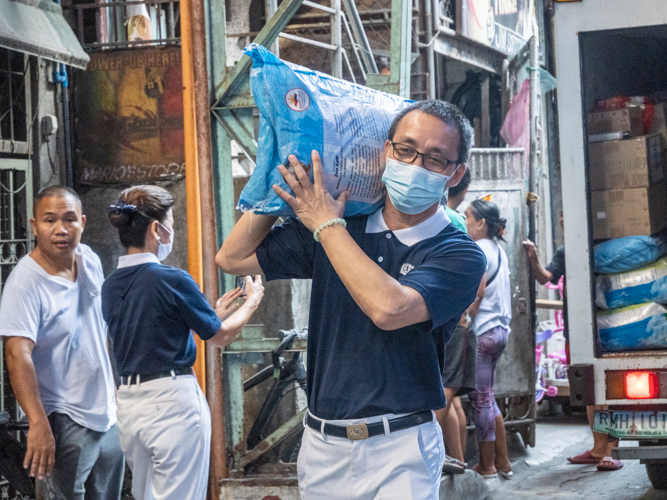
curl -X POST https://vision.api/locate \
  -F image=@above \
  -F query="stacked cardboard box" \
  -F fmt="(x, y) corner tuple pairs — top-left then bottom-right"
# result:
(588, 109), (667, 239)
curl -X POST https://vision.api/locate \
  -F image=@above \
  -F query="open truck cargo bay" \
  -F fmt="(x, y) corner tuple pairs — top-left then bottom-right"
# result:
(555, 1), (667, 488)
(556, 0), (667, 406)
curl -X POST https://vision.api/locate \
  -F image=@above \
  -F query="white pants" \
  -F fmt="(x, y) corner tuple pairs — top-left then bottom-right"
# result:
(116, 374), (211, 500)
(297, 411), (445, 500)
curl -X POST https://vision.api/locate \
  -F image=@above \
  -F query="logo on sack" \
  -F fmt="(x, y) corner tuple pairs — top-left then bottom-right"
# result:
(400, 263), (414, 275)
(285, 88), (310, 112)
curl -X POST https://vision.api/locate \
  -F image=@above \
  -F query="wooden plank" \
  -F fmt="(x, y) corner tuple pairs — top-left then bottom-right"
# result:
(536, 299), (563, 310)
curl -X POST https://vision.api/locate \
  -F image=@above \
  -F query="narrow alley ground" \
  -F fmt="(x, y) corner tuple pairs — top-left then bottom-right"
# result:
(487, 412), (667, 500)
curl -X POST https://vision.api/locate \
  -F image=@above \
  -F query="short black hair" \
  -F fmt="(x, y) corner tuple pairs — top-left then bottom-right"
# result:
(388, 100), (474, 164)
(448, 168), (471, 197)
(33, 185), (82, 215)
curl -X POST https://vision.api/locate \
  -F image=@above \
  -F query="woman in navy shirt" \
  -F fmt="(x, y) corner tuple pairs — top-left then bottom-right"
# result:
(102, 185), (263, 500)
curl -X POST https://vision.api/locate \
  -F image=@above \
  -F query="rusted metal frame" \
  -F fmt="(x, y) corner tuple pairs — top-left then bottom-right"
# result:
(225, 338), (308, 353)
(189, 0), (229, 490)
(341, 0), (378, 74)
(213, 0), (305, 105)
(236, 408), (307, 470)
(212, 108), (257, 163)
(81, 38), (181, 50)
(68, 0), (179, 10)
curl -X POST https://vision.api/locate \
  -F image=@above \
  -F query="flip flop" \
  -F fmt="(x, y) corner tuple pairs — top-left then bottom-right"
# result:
(442, 461), (465, 475)
(480, 473), (498, 480)
(445, 455), (468, 468)
(567, 449), (603, 464)
(498, 469), (513, 479)
(597, 457), (623, 471)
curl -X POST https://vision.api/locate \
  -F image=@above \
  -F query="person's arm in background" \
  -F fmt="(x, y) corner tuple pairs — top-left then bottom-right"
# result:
(522, 240), (553, 285)
(467, 274), (486, 323)
(207, 276), (265, 347)
(4, 337), (55, 480)
(216, 214), (278, 276)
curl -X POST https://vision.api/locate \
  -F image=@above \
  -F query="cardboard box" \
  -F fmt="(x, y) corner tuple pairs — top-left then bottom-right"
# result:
(588, 108), (643, 138)
(591, 182), (667, 239)
(588, 134), (664, 190)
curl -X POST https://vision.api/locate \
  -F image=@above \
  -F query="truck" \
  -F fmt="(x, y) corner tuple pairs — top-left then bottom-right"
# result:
(554, 0), (667, 489)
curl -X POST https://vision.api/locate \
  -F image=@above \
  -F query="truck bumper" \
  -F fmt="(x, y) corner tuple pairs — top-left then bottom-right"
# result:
(613, 446), (667, 461)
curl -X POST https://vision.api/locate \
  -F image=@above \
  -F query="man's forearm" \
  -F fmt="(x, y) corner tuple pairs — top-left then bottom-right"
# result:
(6, 348), (49, 425)
(318, 225), (429, 330)
(216, 212), (278, 275)
(528, 256), (553, 285)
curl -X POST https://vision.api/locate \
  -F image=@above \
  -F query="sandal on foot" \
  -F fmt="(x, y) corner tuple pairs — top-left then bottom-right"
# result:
(480, 473), (498, 480)
(498, 469), (513, 479)
(445, 455), (468, 468)
(597, 457), (623, 471)
(442, 461), (465, 475)
(567, 450), (603, 464)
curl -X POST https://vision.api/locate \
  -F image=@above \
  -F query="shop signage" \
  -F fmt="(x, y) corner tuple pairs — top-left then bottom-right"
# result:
(461, 0), (536, 56)
(73, 47), (185, 186)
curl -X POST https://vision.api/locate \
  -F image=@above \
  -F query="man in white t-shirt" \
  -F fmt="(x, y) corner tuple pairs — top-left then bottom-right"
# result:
(0, 186), (123, 499)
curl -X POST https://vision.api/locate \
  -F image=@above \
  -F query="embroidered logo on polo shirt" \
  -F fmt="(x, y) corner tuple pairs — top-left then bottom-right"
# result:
(400, 263), (414, 275)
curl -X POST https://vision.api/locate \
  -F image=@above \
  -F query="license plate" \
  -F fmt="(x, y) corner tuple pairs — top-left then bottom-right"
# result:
(594, 411), (667, 439)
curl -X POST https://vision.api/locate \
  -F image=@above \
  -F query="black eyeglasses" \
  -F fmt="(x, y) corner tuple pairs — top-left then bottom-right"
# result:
(390, 142), (460, 173)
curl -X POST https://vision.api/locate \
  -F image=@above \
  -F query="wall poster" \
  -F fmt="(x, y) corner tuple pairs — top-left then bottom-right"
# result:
(461, 0), (537, 57)
(74, 47), (185, 185)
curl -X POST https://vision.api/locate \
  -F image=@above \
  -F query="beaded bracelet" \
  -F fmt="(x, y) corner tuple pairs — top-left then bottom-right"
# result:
(313, 218), (347, 242)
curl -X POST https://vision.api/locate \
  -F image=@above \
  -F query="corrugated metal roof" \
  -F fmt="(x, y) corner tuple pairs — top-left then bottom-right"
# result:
(0, 0), (89, 69)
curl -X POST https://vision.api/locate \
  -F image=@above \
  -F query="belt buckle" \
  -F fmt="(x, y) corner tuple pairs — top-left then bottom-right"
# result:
(346, 423), (369, 440)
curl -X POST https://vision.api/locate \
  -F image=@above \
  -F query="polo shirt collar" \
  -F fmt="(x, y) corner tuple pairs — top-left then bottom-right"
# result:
(118, 252), (161, 269)
(365, 206), (451, 246)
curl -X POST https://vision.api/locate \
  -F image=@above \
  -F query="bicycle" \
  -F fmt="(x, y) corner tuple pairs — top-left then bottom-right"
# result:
(243, 328), (308, 463)
(0, 411), (33, 499)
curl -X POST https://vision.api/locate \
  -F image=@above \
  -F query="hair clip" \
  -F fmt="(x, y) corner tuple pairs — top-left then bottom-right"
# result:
(108, 199), (138, 214)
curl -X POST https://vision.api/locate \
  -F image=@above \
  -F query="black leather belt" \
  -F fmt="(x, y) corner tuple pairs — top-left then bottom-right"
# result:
(119, 367), (193, 386)
(306, 410), (433, 440)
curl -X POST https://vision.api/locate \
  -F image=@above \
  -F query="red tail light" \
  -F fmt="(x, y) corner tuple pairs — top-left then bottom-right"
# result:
(625, 372), (658, 399)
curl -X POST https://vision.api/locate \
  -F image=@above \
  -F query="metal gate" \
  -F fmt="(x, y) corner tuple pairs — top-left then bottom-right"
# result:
(0, 159), (32, 419)
(464, 147), (536, 447)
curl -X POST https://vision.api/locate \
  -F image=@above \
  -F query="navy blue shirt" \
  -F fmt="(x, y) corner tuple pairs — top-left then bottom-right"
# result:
(102, 259), (222, 376)
(256, 209), (486, 420)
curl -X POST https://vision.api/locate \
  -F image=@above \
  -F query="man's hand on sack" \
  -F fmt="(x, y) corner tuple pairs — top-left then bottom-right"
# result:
(273, 151), (349, 232)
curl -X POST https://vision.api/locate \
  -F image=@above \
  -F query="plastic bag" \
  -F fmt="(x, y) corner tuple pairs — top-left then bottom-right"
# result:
(237, 44), (413, 217)
(594, 232), (667, 274)
(597, 302), (667, 352)
(596, 257), (667, 309)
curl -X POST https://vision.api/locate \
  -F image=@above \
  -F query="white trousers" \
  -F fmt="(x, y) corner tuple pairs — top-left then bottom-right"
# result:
(297, 411), (445, 500)
(116, 374), (211, 500)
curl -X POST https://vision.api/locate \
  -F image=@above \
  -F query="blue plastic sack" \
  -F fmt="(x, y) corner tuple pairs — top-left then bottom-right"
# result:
(594, 232), (667, 274)
(238, 44), (413, 216)
(597, 302), (667, 352)
(595, 257), (667, 309)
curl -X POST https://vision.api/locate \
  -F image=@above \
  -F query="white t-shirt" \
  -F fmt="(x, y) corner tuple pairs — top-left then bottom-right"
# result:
(0, 244), (116, 432)
(473, 238), (512, 336)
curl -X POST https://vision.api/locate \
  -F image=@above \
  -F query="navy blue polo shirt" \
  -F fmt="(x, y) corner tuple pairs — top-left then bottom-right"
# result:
(256, 207), (486, 420)
(102, 253), (222, 376)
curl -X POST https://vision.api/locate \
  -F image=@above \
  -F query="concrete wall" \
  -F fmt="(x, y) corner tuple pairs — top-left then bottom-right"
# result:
(31, 57), (65, 192)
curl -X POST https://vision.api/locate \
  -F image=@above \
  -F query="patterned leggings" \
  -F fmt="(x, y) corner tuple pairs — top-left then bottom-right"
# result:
(468, 326), (509, 442)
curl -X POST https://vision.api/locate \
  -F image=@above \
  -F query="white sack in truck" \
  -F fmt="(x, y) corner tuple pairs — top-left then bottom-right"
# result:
(597, 302), (667, 353)
(237, 44), (413, 217)
(596, 257), (667, 309)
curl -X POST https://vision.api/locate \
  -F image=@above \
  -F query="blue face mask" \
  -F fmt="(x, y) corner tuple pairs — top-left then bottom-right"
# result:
(382, 157), (460, 215)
